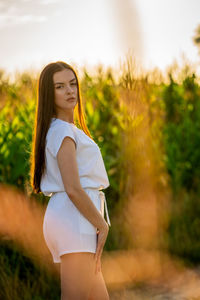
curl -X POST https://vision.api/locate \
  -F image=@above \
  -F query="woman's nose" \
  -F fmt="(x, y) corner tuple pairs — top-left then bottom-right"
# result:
(65, 85), (73, 94)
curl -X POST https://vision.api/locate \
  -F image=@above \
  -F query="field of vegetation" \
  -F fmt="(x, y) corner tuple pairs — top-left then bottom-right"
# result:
(1, 53), (200, 299)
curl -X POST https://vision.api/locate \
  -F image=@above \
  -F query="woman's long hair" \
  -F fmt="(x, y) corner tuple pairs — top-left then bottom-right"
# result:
(30, 61), (93, 194)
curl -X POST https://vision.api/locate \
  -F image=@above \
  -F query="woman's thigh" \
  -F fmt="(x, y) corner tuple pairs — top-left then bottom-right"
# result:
(88, 270), (110, 300)
(60, 252), (96, 300)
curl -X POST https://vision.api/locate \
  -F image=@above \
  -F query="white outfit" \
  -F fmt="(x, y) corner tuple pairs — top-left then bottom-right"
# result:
(40, 117), (111, 263)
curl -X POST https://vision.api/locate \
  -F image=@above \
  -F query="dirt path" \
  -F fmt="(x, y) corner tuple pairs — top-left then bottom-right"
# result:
(108, 263), (200, 299)
(110, 283), (188, 299)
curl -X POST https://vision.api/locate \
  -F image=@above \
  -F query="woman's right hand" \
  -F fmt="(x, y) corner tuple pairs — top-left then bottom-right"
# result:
(94, 221), (109, 274)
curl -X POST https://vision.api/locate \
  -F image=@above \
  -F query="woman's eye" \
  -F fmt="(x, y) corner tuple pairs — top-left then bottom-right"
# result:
(55, 83), (76, 89)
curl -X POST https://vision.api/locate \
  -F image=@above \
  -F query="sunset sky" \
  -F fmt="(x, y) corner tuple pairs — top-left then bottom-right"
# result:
(0, 0), (200, 74)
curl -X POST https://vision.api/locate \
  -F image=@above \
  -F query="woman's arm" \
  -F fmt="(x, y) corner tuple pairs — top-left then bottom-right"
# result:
(57, 136), (108, 230)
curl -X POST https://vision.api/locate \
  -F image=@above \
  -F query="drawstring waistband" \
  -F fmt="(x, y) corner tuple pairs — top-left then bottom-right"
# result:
(51, 189), (111, 226)
(98, 190), (111, 226)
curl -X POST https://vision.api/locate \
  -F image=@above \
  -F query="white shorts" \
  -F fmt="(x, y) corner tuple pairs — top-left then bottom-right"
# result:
(42, 187), (105, 263)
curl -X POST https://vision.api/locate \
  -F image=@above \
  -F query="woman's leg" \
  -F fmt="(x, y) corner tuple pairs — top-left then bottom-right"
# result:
(88, 270), (110, 300)
(60, 252), (96, 300)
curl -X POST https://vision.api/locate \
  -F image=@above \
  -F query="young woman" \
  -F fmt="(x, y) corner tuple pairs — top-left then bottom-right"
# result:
(30, 61), (111, 300)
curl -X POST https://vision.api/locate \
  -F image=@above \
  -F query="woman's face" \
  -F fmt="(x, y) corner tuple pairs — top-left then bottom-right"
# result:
(53, 68), (78, 114)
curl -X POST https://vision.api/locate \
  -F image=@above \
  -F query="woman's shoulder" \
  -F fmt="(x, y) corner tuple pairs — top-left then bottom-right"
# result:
(48, 118), (75, 134)
(46, 118), (78, 157)
(50, 117), (76, 128)
(47, 118), (96, 145)
(45, 119), (77, 144)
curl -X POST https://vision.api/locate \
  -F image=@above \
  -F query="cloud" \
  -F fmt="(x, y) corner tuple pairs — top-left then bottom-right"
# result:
(0, 0), (62, 28)
(0, 14), (47, 27)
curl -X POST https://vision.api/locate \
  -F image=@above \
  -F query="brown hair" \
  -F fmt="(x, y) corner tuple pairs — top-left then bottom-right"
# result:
(30, 61), (93, 194)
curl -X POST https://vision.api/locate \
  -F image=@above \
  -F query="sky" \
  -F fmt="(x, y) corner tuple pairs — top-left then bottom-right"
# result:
(0, 0), (200, 75)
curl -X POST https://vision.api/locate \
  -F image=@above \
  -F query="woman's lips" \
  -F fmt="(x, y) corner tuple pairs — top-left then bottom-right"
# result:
(67, 97), (75, 101)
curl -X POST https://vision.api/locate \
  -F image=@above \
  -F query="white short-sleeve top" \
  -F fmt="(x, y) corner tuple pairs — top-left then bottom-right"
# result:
(40, 118), (110, 197)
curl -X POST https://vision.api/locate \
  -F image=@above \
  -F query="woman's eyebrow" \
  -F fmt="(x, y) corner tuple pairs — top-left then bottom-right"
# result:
(54, 78), (77, 85)
(70, 78), (76, 82)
